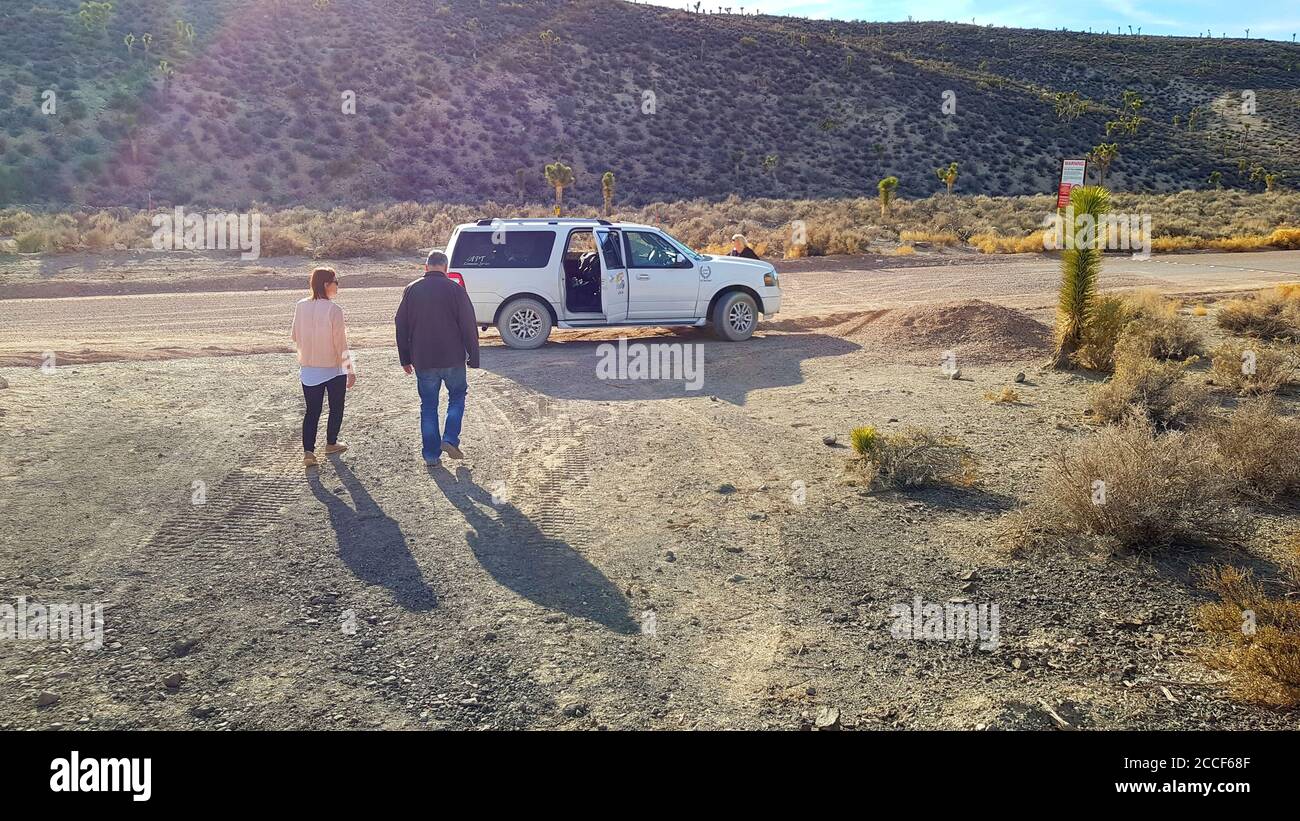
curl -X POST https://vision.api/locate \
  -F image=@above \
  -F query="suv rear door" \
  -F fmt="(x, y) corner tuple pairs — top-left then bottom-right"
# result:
(594, 227), (628, 323)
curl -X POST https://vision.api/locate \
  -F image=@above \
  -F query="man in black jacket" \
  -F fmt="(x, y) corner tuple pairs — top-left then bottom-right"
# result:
(395, 250), (481, 467)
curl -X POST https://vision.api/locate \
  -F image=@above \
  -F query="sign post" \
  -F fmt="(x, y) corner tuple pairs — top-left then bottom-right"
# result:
(1057, 158), (1088, 209)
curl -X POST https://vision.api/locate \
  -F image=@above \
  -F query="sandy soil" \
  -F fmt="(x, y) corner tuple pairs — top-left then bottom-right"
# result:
(1, 250), (1298, 730)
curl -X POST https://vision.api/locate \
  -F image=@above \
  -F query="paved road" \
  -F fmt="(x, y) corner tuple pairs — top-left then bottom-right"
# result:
(2, 251), (1298, 366)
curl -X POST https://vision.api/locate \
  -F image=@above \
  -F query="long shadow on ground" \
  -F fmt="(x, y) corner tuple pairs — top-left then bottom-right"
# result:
(307, 458), (438, 611)
(432, 465), (638, 634)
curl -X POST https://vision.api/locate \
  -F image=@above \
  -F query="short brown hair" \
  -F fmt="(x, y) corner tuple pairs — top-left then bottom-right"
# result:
(309, 267), (337, 300)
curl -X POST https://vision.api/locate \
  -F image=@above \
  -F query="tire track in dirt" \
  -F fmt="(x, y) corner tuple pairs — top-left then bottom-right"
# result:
(131, 426), (302, 564)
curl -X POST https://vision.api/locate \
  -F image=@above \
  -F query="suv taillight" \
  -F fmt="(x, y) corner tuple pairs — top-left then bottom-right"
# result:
(448, 272), (465, 287)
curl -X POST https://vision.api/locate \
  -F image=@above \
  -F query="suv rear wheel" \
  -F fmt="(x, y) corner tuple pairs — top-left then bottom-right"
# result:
(711, 290), (759, 341)
(497, 297), (553, 349)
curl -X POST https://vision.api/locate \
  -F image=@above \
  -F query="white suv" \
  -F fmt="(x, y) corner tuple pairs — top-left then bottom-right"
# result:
(442, 218), (782, 349)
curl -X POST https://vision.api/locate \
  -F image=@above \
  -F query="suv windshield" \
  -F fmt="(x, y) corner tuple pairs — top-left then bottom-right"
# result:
(658, 231), (708, 262)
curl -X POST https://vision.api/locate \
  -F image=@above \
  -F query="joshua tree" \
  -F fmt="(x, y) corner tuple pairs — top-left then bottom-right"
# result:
(1052, 91), (1086, 122)
(601, 171), (615, 216)
(540, 29), (558, 61)
(156, 59), (175, 92)
(935, 162), (958, 195)
(515, 168), (527, 203)
(762, 153), (779, 182)
(1104, 90), (1145, 138)
(544, 161), (574, 215)
(77, 1), (113, 35)
(141, 32), (153, 53)
(1208, 170), (1223, 189)
(878, 176), (898, 217)
(123, 32), (136, 54)
(1052, 185), (1111, 369)
(1088, 142), (1118, 187)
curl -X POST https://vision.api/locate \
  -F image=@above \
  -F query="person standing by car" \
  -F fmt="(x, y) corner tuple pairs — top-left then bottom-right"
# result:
(291, 266), (355, 467)
(728, 233), (760, 260)
(394, 250), (481, 468)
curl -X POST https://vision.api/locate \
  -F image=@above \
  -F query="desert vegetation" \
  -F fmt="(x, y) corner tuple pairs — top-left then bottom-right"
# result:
(3, 190), (1299, 258)
(2, 2), (1298, 209)
(847, 425), (976, 490)
(1197, 540), (1300, 708)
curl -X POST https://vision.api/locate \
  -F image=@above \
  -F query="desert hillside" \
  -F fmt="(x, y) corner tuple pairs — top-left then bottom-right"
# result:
(2, 0), (1298, 207)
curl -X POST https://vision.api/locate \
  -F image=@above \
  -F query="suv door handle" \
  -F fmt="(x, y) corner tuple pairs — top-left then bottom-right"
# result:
(635, 273), (651, 280)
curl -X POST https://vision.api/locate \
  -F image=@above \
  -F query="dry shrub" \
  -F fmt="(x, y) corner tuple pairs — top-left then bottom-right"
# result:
(983, 386), (1022, 404)
(1073, 294), (1133, 371)
(850, 426), (976, 489)
(892, 244), (916, 256)
(312, 229), (382, 259)
(258, 227), (309, 257)
(386, 226), (428, 253)
(1209, 397), (1300, 501)
(1074, 291), (1201, 371)
(1129, 313), (1204, 360)
(1216, 286), (1300, 340)
(1090, 330), (1211, 429)
(899, 230), (959, 246)
(1196, 544), (1300, 708)
(1208, 340), (1297, 395)
(969, 230), (1047, 254)
(1004, 415), (1235, 555)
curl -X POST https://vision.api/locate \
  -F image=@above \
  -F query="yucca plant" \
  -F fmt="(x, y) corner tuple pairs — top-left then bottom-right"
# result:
(935, 162), (958, 195)
(878, 176), (898, 217)
(1051, 185), (1111, 369)
(601, 171), (615, 217)
(544, 161), (574, 216)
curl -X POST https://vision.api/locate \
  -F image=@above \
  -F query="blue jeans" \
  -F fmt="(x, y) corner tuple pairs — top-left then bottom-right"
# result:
(415, 366), (467, 462)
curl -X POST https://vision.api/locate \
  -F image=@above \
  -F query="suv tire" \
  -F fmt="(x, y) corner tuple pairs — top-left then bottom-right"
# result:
(711, 290), (759, 341)
(497, 297), (553, 349)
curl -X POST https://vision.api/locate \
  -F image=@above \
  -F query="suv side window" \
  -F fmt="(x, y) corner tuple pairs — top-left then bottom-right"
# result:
(624, 231), (685, 268)
(451, 230), (556, 268)
(599, 230), (623, 268)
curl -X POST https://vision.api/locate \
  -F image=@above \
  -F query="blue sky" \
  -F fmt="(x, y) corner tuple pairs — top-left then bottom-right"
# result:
(642, 1), (1300, 41)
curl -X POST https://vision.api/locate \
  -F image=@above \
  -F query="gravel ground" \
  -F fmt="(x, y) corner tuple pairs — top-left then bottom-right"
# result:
(1, 254), (1298, 730)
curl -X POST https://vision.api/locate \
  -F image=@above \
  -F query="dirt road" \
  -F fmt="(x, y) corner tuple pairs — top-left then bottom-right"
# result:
(3, 250), (1299, 366)
(1, 251), (1297, 729)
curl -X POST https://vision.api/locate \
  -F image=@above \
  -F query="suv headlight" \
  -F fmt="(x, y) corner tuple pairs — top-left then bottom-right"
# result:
(763, 270), (779, 287)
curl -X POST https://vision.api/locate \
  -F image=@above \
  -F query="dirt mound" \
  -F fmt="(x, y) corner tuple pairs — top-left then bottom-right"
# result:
(845, 300), (1051, 364)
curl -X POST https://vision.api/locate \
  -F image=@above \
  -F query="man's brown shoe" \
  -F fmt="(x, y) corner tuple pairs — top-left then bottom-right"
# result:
(323, 443), (348, 455)
(441, 442), (464, 460)
(303, 451), (318, 467)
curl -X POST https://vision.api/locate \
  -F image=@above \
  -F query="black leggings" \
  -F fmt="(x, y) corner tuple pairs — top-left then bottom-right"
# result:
(302, 374), (347, 452)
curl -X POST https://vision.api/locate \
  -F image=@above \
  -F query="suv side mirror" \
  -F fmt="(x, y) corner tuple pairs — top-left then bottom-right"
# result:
(674, 253), (690, 267)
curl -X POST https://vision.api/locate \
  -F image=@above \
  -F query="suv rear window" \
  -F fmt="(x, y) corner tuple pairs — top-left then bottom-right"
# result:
(451, 230), (556, 268)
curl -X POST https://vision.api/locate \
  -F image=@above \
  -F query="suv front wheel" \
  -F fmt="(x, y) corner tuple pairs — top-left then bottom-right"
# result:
(711, 291), (759, 341)
(497, 297), (553, 349)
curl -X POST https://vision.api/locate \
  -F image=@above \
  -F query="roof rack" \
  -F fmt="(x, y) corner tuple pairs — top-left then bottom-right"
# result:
(474, 217), (612, 226)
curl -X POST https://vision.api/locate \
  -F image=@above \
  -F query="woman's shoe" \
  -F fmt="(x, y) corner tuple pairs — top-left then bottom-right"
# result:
(303, 451), (318, 467)
(323, 443), (348, 455)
